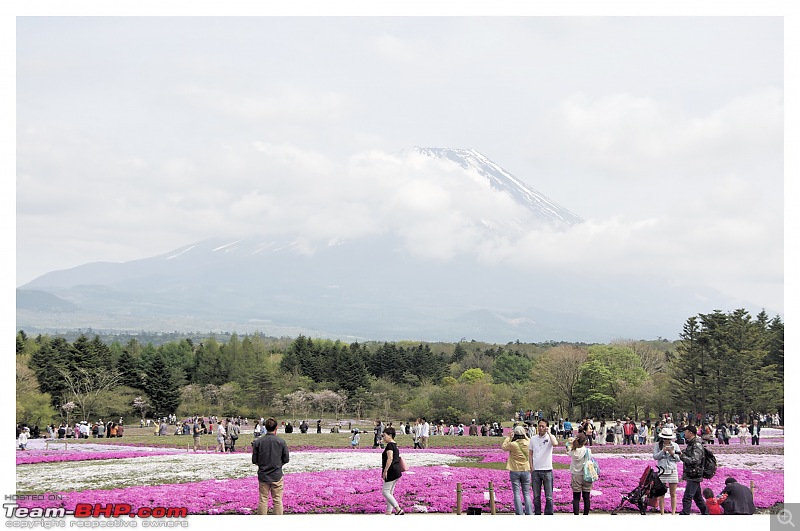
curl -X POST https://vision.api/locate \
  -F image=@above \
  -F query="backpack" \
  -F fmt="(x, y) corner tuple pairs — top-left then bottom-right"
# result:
(702, 445), (717, 479)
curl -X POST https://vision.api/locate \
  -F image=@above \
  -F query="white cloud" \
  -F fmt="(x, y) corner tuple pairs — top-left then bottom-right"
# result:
(14, 17), (784, 319)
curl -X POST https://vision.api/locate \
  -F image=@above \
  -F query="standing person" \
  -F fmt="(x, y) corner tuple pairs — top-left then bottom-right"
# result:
(18, 427), (29, 450)
(739, 423), (749, 444)
(420, 417), (430, 449)
(373, 419), (385, 449)
(228, 418), (240, 452)
(613, 419), (624, 445)
(529, 418), (557, 515)
(597, 420), (607, 446)
(192, 417), (202, 452)
(749, 419), (761, 445)
(563, 418), (573, 439)
(624, 419), (636, 445)
(380, 427), (405, 515)
(638, 421), (649, 445)
(216, 418), (227, 453)
(350, 429), (360, 449)
(252, 417), (290, 515)
(678, 425), (709, 515)
(653, 427), (681, 515)
(412, 418), (422, 449)
(566, 433), (593, 515)
(502, 426), (533, 515)
(582, 419), (594, 446)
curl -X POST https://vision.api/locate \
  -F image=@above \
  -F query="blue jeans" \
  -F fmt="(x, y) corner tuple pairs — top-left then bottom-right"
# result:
(531, 470), (554, 515)
(509, 471), (533, 515)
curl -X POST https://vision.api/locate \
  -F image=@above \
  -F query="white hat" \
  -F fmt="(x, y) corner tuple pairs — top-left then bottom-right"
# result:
(513, 426), (528, 437)
(660, 427), (676, 440)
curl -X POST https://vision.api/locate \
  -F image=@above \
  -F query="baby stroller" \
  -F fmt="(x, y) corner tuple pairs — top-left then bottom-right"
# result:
(610, 466), (667, 515)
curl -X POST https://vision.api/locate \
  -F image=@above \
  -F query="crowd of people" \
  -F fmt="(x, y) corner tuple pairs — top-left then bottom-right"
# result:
(16, 419), (127, 441)
(497, 415), (761, 516)
(15, 408), (774, 515)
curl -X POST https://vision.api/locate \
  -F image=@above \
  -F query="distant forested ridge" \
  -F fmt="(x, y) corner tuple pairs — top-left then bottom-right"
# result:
(16, 308), (783, 427)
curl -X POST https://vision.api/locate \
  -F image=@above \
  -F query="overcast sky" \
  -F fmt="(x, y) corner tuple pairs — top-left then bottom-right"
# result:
(13, 12), (788, 315)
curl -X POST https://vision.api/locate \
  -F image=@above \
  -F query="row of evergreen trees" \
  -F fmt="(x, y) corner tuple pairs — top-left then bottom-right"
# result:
(672, 309), (783, 419)
(15, 307), (783, 426)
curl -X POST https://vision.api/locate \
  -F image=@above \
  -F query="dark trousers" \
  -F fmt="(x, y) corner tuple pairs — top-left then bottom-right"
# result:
(680, 480), (708, 515)
(572, 491), (590, 515)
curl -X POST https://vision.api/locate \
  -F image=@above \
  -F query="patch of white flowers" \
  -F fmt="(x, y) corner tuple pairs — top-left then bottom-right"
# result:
(593, 452), (784, 470)
(16, 451), (464, 494)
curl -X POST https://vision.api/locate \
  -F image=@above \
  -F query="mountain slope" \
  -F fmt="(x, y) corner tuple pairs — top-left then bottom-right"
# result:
(412, 147), (582, 225)
(16, 148), (754, 342)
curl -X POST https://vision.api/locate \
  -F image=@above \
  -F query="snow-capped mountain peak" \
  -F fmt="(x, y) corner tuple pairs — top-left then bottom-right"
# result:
(412, 147), (582, 226)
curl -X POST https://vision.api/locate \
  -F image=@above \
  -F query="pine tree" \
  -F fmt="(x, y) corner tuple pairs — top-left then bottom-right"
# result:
(146, 354), (181, 417)
(672, 316), (707, 414)
(116, 340), (144, 390)
(28, 337), (70, 407)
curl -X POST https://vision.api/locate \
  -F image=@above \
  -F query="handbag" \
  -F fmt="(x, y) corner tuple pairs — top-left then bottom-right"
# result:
(583, 448), (600, 482)
(399, 456), (409, 472)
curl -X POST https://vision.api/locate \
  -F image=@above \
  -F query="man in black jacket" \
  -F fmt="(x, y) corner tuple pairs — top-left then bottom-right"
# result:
(720, 477), (756, 514)
(678, 425), (709, 515)
(749, 419), (761, 445)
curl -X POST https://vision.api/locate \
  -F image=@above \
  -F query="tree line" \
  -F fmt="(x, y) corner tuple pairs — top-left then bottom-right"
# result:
(15, 308), (783, 428)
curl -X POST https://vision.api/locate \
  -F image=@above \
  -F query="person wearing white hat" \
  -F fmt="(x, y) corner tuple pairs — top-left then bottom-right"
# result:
(653, 427), (681, 514)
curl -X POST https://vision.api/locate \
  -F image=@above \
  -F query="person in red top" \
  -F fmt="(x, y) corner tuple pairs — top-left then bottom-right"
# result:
(702, 488), (728, 514)
(623, 419), (636, 445)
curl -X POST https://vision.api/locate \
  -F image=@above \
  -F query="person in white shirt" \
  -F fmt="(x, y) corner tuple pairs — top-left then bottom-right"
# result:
(217, 419), (227, 452)
(420, 418), (430, 448)
(529, 418), (558, 515)
(18, 427), (30, 450)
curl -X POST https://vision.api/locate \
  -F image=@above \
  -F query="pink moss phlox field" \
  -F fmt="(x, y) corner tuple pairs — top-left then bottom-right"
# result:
(16, 450), (182, 465)
(17, 460), (782, 514)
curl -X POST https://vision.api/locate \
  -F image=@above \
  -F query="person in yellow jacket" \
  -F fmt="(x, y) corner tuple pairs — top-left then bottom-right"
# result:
(502, 425), (533, 515)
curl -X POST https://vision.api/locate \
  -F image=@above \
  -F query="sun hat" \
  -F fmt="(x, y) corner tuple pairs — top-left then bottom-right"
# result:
(659, 427), (676, 440)
(513, 426), (527, 437)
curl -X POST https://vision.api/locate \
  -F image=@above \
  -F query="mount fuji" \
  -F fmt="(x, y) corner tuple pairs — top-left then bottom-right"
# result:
(16, 148), (735, 342)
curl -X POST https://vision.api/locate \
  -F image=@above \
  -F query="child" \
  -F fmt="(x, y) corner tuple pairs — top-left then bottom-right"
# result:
(350, 429), (360, 449)
(702, 488), (728, 514)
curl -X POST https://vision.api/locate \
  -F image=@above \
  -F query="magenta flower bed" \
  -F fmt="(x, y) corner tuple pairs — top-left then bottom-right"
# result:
(16, 450), (181, 465)
(18, 461), (782, 514)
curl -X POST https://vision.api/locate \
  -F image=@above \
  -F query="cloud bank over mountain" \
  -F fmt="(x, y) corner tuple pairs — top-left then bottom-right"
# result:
(16, 17), (784, 335)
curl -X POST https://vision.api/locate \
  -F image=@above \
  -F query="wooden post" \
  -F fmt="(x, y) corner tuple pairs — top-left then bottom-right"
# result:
(456, 483), (462, 515)
(488, 481), (496, 515)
